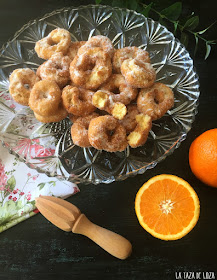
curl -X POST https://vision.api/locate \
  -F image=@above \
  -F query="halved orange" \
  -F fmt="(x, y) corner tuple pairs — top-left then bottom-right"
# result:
(135, 174), (200, 240)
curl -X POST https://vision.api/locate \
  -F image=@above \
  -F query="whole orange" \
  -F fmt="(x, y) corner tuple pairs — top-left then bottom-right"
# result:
(189, 128), (217, 187)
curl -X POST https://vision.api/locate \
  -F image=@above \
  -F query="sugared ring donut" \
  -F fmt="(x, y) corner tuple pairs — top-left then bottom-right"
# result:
(78, 35), (114, 58)
(137, 83), (174, 120)
(121, 59), (156, 88)
(120, 104), (139, 134)
(100, 74), (138, 105)
(92, 90), (127, 120)
(113, 47), (150, 73)
(62, 85), (95, 116)
(35, 28), (71, 60)
(29, 80), (61, 116)
(88, 115), (128, 152)
(37, 52), (71, 88)
(71, 112), (99, 148)
(9, 68), (40, 106)
(66, 41), (86, 60)
(34, 102), (68, 123)
(127, 114), (152, 148)
(70, 47), (112, 90)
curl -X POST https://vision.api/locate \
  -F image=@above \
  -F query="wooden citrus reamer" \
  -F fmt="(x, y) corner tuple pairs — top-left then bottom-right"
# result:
(35, 196), (132, 260)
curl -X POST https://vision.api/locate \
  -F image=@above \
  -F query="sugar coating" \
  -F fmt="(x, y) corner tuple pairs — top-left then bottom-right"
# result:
(70, 48), (112, 90)
(137, 83), (174, 120)
(78, 35), (114, 58)
(113, 46), (150, 73)
(62, 85), (95, 116)
(35, 28), (71, 60)
(71, 113), (99, 147)
(29, 80), (61, 117)
(100, 74), (138, 105)
(67, 41), (86, 60)
(9, 68), (39, 105)
(88, 115), (128, 152)
(9, 30), (171, 151)
(38, 52), (70, 87)
(121, 58), (156, 88)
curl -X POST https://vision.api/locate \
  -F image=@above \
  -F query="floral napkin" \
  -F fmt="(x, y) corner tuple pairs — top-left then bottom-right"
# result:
(0, 143), (79, 233)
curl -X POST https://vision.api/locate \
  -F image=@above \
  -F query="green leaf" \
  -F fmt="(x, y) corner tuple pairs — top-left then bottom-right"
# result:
(180, 32), (189, 47)
(0, 200), (25, 229)
(160, 2), (182, 21)
(95, 0), (102, 4)
(173, 21), (179, 34)
(198, 21), (216, 34)
(16, 201), (23, 209)
(0, 200), (19, 225)
(183, 16), (199, 31)
(28, 201), (36, 207)
(207, 40), (216, 45)
(7, 176), (16, 191)
(205, 44), (211, 60)
(194, 35), (199, 55)
(38, 183), (45, 190)
(48, 181), (56, 187)
(141, 3), (153, 17)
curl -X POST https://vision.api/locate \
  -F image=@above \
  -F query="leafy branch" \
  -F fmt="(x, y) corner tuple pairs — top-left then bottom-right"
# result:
(95, 0), (216, 59)
(141, 2), (216, 59)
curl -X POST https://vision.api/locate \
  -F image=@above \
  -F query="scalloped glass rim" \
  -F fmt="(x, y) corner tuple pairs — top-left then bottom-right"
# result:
(0, 4), (200, 185)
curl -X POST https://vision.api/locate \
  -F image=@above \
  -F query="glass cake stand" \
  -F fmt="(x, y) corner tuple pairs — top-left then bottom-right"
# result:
(0, 5), (200, 184)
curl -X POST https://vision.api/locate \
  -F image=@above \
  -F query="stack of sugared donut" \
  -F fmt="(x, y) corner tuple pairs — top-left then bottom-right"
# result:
(9, 28), (174, 152)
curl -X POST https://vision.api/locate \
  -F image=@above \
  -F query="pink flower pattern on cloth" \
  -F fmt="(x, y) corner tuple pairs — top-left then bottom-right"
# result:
(0, 143), (79, 233)
(13, 138), (55, 159)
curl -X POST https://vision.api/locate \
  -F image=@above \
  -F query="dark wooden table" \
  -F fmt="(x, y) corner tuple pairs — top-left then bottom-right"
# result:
(0, 1), (216, 279)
